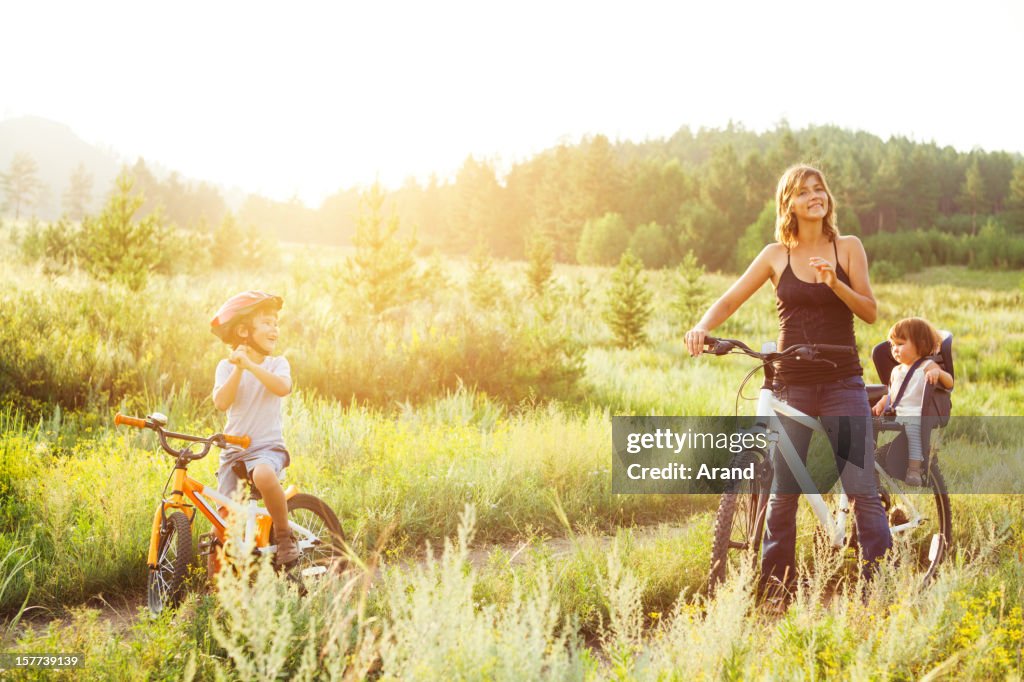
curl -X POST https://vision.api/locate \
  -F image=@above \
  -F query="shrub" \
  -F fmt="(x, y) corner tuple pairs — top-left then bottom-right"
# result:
(968, 220), (1024, 269)
(735, 201), (775, 271)
(577, 212), (629, 266)
(863, 229), (965, 272)
(870, 260), (900, 283)
(628, 221), (674, 269)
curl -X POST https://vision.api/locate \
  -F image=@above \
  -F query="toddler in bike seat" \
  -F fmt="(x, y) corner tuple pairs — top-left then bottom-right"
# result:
(870, 317), (954, 486)
(210, 290), (299, 567)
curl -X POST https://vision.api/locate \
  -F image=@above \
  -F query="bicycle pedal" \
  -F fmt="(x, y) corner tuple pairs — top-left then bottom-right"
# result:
(197, 532), (221, 556)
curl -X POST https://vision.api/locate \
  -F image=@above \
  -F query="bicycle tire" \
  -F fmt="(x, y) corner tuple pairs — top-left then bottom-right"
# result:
(708, 450), (770, 595)
(876, 461), (952, 585)
(147, 511), (194, 614)
(271, 493), (346, 577)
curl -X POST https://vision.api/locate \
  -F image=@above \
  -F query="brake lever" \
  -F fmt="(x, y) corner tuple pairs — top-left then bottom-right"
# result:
(808, 348), (838, 368)
(790, 347), (837, 368)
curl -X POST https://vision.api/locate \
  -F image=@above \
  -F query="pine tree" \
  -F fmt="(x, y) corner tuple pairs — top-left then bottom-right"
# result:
(62, 163), (94, 221)
(673, 251), (710, 331)
(79, 171), (165, 291)
(525, 230), (554, 297)
(467, 242), (504, 308)
(1, 153), (44, 220)
(604, 250), (653, 349)
(211, 213), (269, 270)
(959, 158), (987, 234)
(344, 183), (422, 314)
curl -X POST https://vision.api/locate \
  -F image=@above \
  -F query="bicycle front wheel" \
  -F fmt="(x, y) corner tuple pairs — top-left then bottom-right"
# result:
(147, 511), (194, 615)
(273, 493), (346, 578)
(876, 461), (952, 584)
(708, 450), (771, 595)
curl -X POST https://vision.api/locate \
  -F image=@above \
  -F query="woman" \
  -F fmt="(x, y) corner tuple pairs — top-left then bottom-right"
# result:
(684, 164), (891, 599)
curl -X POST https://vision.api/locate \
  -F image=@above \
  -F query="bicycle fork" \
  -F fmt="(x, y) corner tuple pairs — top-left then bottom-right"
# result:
(147, 466), (195, 569)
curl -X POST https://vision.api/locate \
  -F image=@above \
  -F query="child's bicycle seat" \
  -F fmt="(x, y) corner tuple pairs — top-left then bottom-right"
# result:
(867, 331), (954, 480)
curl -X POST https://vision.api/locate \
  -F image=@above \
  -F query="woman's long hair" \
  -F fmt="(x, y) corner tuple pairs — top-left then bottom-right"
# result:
(774, 164), (839, 247)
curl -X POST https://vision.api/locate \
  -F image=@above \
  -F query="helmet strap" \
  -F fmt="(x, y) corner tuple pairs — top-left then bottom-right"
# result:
(248, 339), (272, 357)
(236, 331), (271, 358)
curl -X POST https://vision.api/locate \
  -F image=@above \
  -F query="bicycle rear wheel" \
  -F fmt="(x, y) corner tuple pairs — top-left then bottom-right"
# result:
(272, 493), (346, 578)
(876, 461), (952, 584)
(147, 511), (194, 614)
(708, 450), (771, 595)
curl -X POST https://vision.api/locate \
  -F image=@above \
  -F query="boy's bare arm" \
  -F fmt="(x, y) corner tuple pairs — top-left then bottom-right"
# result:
(240, 358), (292, 397)
(213, 365), (244, 411)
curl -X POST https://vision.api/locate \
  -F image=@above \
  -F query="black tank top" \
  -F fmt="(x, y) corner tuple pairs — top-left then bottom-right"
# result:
(775, 240), (862, 384)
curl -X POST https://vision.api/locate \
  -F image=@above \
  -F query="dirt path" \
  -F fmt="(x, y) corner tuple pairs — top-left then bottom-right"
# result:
(10, 521), (701, 639)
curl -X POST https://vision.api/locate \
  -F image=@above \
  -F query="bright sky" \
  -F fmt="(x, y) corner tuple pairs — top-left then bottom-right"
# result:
(2, 0), (1021, 205)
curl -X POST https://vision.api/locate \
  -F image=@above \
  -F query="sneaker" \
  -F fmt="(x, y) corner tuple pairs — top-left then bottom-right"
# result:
(905, 460), (925, 487)
(275, 529), (300, 568)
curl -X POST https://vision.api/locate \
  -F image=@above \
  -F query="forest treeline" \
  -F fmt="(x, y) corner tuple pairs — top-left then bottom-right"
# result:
(5, 123), (1024, 272)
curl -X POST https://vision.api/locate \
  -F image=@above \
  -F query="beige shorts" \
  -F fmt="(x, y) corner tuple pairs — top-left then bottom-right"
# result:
(216, 445), (289, 497)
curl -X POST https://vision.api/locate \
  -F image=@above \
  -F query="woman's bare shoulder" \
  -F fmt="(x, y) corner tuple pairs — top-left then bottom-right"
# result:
(836, 234), (867, 262)
(758, 242), (787, 258)
(756, 242), (787, 282)
(837, 234), (865, 250)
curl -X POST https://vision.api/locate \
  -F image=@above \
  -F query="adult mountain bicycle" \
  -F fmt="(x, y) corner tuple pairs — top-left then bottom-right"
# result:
(115, 412), (346, 614)
(702, 338), (952, 594)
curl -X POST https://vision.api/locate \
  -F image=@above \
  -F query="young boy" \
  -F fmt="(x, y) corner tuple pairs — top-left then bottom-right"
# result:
(210, 290), (298, 566)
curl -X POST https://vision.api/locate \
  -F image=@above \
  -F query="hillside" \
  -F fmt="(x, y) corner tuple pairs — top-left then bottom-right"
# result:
(0, 116), (122, 220)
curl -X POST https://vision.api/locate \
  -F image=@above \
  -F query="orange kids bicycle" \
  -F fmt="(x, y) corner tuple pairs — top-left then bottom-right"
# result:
(115, 412), (346, 614)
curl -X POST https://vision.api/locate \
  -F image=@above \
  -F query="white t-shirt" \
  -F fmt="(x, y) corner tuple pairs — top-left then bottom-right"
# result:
(889, 362), (928, 417)
(215, 356), (290, 452)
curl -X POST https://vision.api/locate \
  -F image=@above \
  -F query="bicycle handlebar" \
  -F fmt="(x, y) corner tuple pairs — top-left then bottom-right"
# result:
(114, 413), (146, 428)
(703, 336), (856, 362)
(114, 412), (251, 459)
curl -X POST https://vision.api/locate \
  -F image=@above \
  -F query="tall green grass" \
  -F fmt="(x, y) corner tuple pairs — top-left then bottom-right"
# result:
(7, 504), (1022, 679)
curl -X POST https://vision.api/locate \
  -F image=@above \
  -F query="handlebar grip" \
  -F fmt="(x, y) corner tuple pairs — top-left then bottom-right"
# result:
(816, 344), (857, 355)
(224, 434), (251, 449)
(114, 413), (147, 428)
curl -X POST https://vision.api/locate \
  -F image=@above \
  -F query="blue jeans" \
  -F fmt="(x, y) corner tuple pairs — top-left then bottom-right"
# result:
(761, 375), (892, 588)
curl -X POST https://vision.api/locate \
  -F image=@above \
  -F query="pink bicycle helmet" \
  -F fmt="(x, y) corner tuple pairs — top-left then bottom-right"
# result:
(210, 291), (283, 343)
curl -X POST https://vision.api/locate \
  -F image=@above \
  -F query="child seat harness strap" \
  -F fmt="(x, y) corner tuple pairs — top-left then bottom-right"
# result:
(888, 357), (927, 412)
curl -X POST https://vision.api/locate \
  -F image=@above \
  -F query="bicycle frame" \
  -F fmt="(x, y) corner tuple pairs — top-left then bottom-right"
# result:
(147, 465), (315, 569)
(748, 343), (932, 552)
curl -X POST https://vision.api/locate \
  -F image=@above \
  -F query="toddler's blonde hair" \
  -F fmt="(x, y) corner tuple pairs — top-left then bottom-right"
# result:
(888, 317), (941, 358)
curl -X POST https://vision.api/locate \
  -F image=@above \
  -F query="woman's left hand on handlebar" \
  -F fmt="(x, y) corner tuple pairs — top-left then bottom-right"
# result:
(684, 327), (708, 357)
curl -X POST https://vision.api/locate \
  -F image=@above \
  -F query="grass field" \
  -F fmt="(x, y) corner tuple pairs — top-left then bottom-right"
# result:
(1, 226), (1023, 679)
